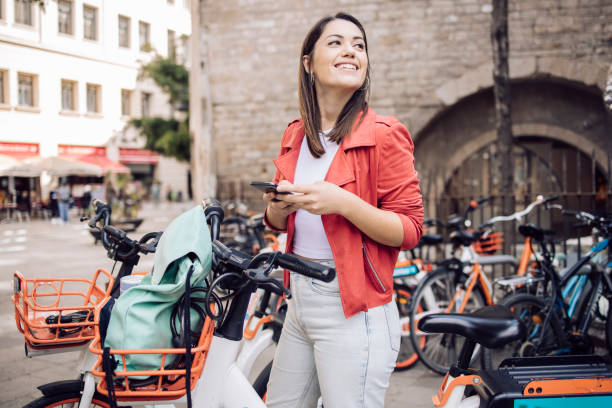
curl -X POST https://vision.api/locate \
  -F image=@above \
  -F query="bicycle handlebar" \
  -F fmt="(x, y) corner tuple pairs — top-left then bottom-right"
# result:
(204, 199), (335, 295)
(480, 195), (558, 229)
(87, 199), (160, 259)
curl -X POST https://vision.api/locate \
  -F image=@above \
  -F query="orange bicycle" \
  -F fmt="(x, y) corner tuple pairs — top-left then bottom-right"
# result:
(408, 196), (559, 374)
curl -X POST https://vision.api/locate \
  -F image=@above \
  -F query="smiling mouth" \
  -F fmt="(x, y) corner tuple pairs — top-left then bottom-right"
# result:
(335, 63), (358, 71)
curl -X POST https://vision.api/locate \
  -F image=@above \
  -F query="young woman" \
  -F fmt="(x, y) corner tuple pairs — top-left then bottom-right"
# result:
(263, 12), (424, 407)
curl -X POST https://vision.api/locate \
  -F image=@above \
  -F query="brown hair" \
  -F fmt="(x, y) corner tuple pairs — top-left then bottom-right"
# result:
(298, 12), (370, 158)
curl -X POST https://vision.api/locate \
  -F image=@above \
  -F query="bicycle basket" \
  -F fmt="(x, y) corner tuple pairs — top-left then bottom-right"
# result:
(90, 298), (215, 401)
(12, 269), (113, 351)
(473, 231), (504, 255)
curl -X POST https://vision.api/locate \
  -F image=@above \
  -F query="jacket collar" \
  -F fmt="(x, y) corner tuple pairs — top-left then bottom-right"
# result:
(280, 108), (376, 151)
(274, 109), (376, 186)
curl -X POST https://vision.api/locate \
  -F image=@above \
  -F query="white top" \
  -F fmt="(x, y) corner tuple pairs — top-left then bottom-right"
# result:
(292, 131), (340, 259)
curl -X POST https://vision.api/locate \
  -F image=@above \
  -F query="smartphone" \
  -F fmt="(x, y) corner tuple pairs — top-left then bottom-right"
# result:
(250, 181), (290, 194)
(250, 181), (281, 194)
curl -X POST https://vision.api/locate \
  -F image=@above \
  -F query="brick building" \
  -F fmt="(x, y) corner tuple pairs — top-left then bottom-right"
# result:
(193, 0), (612, 217)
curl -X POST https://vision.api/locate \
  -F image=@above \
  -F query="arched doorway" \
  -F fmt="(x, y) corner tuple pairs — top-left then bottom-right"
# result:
(415, 78), (611, 241)
(440, 137), (608, 236)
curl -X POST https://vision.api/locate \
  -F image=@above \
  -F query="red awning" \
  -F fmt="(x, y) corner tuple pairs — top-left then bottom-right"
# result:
(0, 142), (39, 159)
(58, 144), (130, 174)
(119, 148), (159, 164)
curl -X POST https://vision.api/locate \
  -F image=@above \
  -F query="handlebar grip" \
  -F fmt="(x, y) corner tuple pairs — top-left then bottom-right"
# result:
(277, 253), (336, 282)
(477, 196), (490, 205)
(92, 199), (109, 212)
(423, 218), (444, 228)
(103, 225), (127, 240)
(543, 195), (560, 204)
(203, 198), (225, 222)
(562, 209), (578, 216)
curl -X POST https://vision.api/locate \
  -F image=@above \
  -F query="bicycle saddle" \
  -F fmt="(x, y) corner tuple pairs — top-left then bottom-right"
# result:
(518, 223), (554, 242)
(417, 305), (525, 349)
(449, 230), (479, 247)
(419, 234), (443, 246)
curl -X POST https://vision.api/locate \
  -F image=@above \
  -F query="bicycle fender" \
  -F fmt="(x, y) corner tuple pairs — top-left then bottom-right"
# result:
(37, 379), (83, 396)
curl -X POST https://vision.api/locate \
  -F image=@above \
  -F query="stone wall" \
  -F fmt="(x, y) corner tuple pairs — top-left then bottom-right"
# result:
(198, 0), (612, 207)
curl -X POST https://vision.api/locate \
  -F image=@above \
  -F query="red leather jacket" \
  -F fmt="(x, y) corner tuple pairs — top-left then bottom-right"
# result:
(266, 109), (424, 317)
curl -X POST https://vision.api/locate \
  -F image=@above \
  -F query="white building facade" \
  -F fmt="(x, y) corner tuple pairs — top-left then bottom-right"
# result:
(0, 0), (191, 201)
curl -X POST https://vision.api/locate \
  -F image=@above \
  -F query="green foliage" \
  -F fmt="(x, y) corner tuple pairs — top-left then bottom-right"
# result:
(139, 56), (189, 109)
(130, 56), (190, 162)
(130, 117), (190, 162)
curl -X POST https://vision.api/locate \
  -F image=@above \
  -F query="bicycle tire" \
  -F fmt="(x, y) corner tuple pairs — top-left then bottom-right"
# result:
(394, 285), (424, 371)
(409, 267), (486, 375)
(24, 391), (111, 408)
(606, 297), (612, 359)
(483, 293), (562, 369)
(252, 360), (272, 400)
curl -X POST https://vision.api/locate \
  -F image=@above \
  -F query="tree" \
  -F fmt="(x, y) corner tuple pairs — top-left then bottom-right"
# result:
(130, 56), (190, 162)
(491, 0), (514, 252)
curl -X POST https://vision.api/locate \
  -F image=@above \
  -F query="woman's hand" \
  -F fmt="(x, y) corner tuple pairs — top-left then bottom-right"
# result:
(263, 180), (298, 230)
(276, 181), (352, 216)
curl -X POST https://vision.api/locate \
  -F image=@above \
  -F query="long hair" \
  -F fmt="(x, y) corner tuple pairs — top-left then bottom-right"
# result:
(298, 12), (370, 158)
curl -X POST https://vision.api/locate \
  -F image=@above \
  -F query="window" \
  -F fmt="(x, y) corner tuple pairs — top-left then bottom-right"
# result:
(118, 15), (130, 48)
(18, 73), (37, 107)
(86, 83), (101, 113)
(83, 5), (97, 41)
(121, 89), (132, 116)
(14, 0), (32, 26)
(61, 80), (77, 111)
(58, 0), (73, 35)
(167, 29), (176, 59)
(141, 92), (151, 117)
(0, 70), (8, 105)
(139, 21), (150, 51)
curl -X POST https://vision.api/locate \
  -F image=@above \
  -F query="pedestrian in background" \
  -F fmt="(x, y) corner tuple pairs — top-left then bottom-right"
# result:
(56, 181), (71, 224)
(263, 12), (423, 408)
(81, 185), (92, 218)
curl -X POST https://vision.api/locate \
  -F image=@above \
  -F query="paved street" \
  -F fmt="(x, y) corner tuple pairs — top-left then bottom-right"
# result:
(0, 202), (441, 407)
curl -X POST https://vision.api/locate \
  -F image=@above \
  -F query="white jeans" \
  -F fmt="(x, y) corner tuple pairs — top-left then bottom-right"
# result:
(266, 264), (400, 408)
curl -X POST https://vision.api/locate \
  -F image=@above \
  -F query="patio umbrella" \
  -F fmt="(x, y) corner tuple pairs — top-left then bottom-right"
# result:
(24, 156), (103, 177)
(0, 154), (44, 177)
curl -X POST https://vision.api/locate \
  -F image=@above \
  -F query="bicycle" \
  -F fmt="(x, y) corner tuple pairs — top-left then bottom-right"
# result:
(408, 196), (559, 375)
(393, 218), (444, 371)
(485, 209), (612, 368)
(17, 199), (334, 408)
(419, 304), (612, 407)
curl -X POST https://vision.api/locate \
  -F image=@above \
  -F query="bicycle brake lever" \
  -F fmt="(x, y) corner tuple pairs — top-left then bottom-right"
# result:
(246, 267), (291, 299)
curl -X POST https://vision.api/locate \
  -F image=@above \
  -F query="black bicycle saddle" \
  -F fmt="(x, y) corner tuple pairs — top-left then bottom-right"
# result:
(417, 305), (525, 349)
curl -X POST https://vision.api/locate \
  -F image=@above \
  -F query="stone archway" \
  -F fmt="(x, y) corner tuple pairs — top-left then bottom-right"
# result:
(409, 56), (610, 137)
(414, 78), (610, 218)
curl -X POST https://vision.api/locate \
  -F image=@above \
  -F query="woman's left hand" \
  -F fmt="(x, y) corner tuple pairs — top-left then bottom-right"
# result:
(276, 181), (352, 216)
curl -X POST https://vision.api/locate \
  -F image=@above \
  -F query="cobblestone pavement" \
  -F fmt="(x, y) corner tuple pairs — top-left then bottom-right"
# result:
(0, 202), (440, 407)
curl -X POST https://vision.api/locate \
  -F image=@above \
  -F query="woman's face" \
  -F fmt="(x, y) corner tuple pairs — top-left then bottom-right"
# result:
(305, 19), (368, 94)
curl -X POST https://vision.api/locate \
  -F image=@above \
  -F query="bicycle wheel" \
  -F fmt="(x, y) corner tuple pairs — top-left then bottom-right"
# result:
(24, 392), (111, 408)
(409, 267), (486, 375)
(394, 285), (424, 370)
(483, 293), (561, 369)
(605, 296), (612, 358)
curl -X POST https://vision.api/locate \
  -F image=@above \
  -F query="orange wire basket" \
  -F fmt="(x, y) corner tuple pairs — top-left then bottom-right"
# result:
(473, 231), (504, 255)
(89, 298), (215, 401)
(12, 269), (114, 350)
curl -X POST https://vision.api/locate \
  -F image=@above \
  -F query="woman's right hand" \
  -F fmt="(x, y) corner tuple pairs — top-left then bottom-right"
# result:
(263, 180), (297, 230)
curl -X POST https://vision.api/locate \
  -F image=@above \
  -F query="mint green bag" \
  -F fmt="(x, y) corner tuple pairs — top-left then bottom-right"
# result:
(103, 205), (212, 373)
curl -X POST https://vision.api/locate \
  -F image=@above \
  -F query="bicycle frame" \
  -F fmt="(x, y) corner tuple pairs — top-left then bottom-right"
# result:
(531, 236), (612, 354)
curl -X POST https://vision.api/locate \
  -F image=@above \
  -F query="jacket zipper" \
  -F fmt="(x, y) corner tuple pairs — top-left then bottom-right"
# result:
(362, 244), (386, 293)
